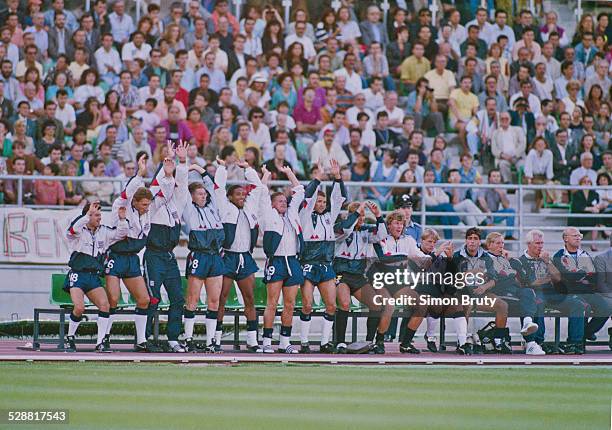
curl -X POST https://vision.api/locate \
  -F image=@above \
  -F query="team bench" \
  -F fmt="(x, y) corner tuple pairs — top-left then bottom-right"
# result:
(32, 274), (608, 351)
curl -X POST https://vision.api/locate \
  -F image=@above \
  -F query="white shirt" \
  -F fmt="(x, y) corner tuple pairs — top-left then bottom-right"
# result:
(533, 76), (554, 100)
(488, 24), (516, 49)
(346, 106), (374, 128)
(275, 216), (298, 256)
(138, 86), (163, 106)
(74, 84), (105, 106)
(570, 167), (597, 186)
(121, 42), (152, 62)
(55, 103), (76, 126)
(230, 210), (252, 253)
(284, 34), (316, 60)
(244, 35), (262, 58)
(498, 127), (517, 156)
(524, 148), (554, 179)
(376, 106), (404, 134)
(203, 48), (228, 73)
(310, 140), (350, 170)
(363, 88), (385, 111)
(248, 123), (272, 160)
(509, 92), (542, 117)
(334, 68), (363, 95)
(95, 47), (122, 75)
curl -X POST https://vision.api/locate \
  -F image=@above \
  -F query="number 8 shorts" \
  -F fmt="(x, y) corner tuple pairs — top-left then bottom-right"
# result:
(263, 256), (304, 287)
(186, 251), (226, 279)
(63, 270), (102, 293)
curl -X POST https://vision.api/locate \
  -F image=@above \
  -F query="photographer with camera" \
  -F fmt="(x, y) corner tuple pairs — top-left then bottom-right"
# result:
(406, 77), (445, 135)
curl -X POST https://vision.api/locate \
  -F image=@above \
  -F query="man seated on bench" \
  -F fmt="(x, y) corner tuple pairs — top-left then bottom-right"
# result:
(517, 229), (587, 354)
(552, 227), (612, 354)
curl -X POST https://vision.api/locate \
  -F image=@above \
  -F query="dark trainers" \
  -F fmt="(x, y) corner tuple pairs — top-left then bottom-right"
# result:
(299, 343), (311, 354)
(135, 341), (164, 353)
(184, 338), (206, 352)
(65, 335), (76, 352)
(495, 340), (513, 354)
(425, 335), (438, 353)
(320, 343), (336, 353)
(456, 343), (472, 355)
(102, 334), (111, 350)
(370, 341), (385, 354)
(246, 344), (262, 353)
(336, 343), (348, 354)
(399, 341), (420, 354)
(205, 342), (222, 353)
(562, 343), (585, 355)
(95, 343), (112, 353)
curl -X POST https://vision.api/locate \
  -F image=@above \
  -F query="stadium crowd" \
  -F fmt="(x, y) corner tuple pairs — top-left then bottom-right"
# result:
(0, 0), (610, 354)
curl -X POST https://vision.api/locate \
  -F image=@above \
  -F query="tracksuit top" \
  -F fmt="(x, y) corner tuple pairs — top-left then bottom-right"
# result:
(517, 251), (555, 291)
(109, 168), (172, 254)
(181, 173), (225, 254)
(373, 233), (428, 270)
(66, 212), (129, 273)
(333, 211), (387, 274)
(552, 247), (596, 293)
(260, 184), (305, 259)
(214, 165), (263, 253)
(452, 246), (495, 287)
(299, 178), (346, 263)
(146, 162), (190, 253)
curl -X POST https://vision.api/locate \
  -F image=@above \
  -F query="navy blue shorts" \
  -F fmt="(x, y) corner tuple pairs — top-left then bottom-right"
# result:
(186, 251), (226, 279)
(302, 261), (336, 285)
(63, 271), (102, 293)
(264, 256), (304, 287)
(336, 272), (369, 293)
(105, 253), (142, 278)
(223, 251), (259, 281)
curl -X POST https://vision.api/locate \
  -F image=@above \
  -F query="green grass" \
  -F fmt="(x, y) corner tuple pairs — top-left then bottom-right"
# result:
(0, 363), (611, 430)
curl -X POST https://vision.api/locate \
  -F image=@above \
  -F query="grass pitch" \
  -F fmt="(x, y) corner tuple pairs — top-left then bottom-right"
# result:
(0, 363), (610, 430)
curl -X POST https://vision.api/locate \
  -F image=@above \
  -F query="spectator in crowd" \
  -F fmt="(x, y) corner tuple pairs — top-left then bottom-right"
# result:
(422, 169), (460, 240)
(491, 111), (526, 183)
(570, 152), (598, 186)
(367, 149), (399, 209)
(478, 169), (516, 239)
(34, 163), (64, 205)
(81, 158), (113, 206)
(524, 136), (558, 209)
(571, 175), (602, 251)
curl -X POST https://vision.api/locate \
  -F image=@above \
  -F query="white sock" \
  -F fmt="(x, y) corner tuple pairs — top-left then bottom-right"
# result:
(320, 317), (334, 346)
(263, 336), (272, 347)
(453, 317), (468, 346)
(247, 330), (257, 346)
(215, 330), (222, 345)
(300, 319), (312, 344)
(523, 316), (533, 326)
(68, 318), (80, 337)
(205, 317), (216, 346)
(105, 313), (115, 335)
(135, 314), (147, 344)
(184, 316), (195, 339)
(168, 340), (180, 348)
(426, 317), (439, 338)
(279, 335), (290, 349)
(96, 317), (109, 345)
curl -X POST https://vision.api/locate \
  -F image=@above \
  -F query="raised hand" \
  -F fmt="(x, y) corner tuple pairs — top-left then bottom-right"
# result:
(137, 154), (148, 177)
(166, 140), (176, 160)
(162, 156), (176, 176)
(313, 161), (326, 181)
(87, 201), (101, 217)
(175, 140), (188, 161)
(216, 156), (226, 167)
(358, 201), (366, 217)
(366, 201), (381, 217)
(261, 165), (271, 185)
(189, 163), (205, 174)
(236, 159), (250, 169)
(329, 159), (341, 180)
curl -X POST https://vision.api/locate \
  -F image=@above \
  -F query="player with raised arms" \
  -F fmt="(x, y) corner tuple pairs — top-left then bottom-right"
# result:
(259, 164), (305, 353)
(143, 141), (191, 353)
(333, 200), (391, 353)
(298, 159), (346, 353)
(64, 201), (128, 352)
(181, 162), (227, 352)
(102, 153), (175, 352)
(213, 158), (267, 352)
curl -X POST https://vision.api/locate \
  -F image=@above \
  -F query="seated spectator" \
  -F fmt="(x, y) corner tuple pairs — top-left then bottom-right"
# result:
(119, 126), (152, 163)
(571, 175), (601, 251)
(160, 104), (194, 146)
(310, 127), (349, 172)
(466, 97), (499, 157)
(7, 141), (44, 174)
(362, 76), (385, 112)
(11, 119), (34, 155)
(34, 120), (60, 159)
(524, 136), (558, 209)
(391, 169), (420, 211)
(248, 107), (272, 159)
(478, 169), (516, 239)
(426, 148), (449, 183)
(400, 42), (430, 93)
(559, 79), (585, 115)
(4, 157), (34, 204)
(40, 143), (63, 168)
(448, 75), (479, 150)
(34, 164), (65, 206)
(263, 143), (292, 181)
(60, 160), (84, 206)
(232, 121), (259, 160)
(570, 152), (598, 186)
(367, 149), (400, 209)
(185, 107), (209, 152)
(81, 159), (114, 206)
(458, 153), (482, 186)
(447, 168), (485, 227)
(74, 69), (104, 111)
(98, 141), (121, 178)
(363, 41), (394, 91)
(406, 77), (444, 135)
(491, 111), (527, 183)
(422, 169), (460, 240)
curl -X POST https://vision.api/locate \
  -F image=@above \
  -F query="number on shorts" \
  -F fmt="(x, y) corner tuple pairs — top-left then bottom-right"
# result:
(69, 272), (78, 286)
(266, 265), (276, 280)
(303, 264), (313, 274)
(191, 258), (199, 273)
(106, 259), (114, 272)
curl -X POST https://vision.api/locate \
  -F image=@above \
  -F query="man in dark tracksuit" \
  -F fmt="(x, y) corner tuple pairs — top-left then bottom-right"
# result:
(144, 143), (191, 352)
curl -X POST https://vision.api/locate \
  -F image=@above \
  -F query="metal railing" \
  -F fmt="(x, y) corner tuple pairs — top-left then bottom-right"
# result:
(2, 174), (612, 251)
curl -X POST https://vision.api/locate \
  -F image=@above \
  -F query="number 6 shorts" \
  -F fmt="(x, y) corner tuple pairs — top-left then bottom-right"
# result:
(264, 256), (305, 287)
(104, 252), (142, 279)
